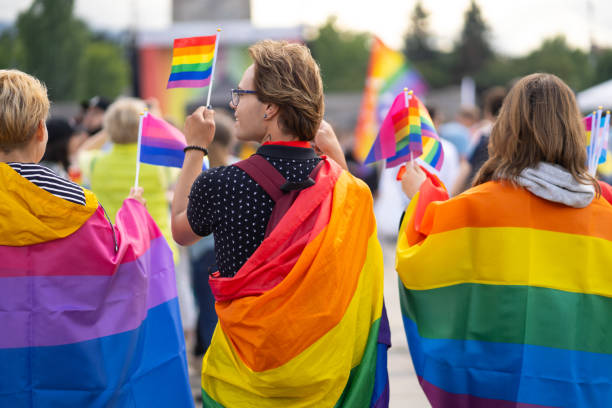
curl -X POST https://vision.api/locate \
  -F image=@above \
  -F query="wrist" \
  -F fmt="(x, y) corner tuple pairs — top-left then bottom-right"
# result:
(183, 145), (209, 155)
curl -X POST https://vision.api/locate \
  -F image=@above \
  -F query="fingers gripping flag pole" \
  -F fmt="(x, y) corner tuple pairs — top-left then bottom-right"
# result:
(206, 29), (222, 107)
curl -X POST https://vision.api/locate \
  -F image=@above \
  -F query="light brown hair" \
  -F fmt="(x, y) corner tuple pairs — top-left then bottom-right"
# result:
(0, 69), (50, 153)
(473, 73), (599, 194)
(103, 97), (146, 144)
(249, 40), (324, 141)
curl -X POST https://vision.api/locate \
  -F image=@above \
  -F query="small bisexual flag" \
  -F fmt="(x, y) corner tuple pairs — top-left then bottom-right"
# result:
(139, 112), (191, 168)
(167, 34), (217, 89)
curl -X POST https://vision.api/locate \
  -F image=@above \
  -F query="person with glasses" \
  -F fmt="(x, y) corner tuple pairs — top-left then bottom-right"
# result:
(171, 40), (389, 407)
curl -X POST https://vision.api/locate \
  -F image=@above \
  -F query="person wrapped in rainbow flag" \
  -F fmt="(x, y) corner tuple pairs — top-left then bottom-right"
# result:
(0, 70), (193, 407)
(171, 40), (389, 407)
(396, 73), (612, 407)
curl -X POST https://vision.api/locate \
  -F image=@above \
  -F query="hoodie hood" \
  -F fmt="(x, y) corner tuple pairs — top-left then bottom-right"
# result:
(0, 163), (98, 246)
(516, 162), (595, 208)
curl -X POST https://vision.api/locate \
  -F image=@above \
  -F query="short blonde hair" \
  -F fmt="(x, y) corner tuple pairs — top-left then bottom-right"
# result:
(249, 41), (324, 141)
(0, 69), (50, 153)
(103, 97), (146, 144)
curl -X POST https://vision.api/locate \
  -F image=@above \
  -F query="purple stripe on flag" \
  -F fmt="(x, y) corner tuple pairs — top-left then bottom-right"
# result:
(141, 136), (186, 151)
(166, 77), (211, 89)
(419, 377), (553, 408)
(373, 382), (389, 408)
(0, 236), (176, 349)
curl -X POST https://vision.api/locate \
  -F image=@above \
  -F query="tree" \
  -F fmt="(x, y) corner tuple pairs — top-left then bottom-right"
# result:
(403, 0), (435, 62)
(518, 36), (591, 91)
(16, 0), (89, 100)
(453, 0), (492, 78)
(77, 41), (130, 100)
(308, 17), (370, 92)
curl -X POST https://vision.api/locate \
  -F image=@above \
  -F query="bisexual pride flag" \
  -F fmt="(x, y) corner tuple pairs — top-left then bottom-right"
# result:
(0, 163), (193, 407)
(167, 34), (217, 89)
(138, 112), (195, 169)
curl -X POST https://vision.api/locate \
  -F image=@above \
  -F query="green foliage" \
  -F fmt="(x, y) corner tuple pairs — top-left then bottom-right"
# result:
(403, 1), (435, 62)
(77, 41), (129, 100)
(308, 17), (370, 92)
(0, 0), (129, 101)
(453, 0), (493, 78)
(16, 0), (89, 100)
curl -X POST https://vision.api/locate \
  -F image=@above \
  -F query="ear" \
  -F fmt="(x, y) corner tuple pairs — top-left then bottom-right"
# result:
(263, 103), (280, 120)
(35, 120), (46, 142)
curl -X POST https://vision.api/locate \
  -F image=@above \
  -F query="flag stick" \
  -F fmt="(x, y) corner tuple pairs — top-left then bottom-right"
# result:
(591, 107), (603, 174)
(134, 110), (148, 188)
(205, 28), (222, 107)
(588, 110), (597, 174)
(404, 88), (414, 165)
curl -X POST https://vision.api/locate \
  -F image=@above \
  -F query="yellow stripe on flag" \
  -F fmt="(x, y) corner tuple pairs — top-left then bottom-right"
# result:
(171, 52), (214, 66)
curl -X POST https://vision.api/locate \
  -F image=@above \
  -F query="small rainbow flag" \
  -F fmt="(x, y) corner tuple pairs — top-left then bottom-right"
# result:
(167, 34), (217, 89)
(365, 91), (443, 171)
(354, 37), (427, 162)
(584, 109), (610, 175)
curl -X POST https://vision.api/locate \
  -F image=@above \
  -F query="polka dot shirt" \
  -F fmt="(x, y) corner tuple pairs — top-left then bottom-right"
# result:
(187, 145), (321, 277)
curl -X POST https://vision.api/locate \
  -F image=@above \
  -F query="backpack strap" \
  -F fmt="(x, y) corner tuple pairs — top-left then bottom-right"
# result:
(233, 154), (285, 203)
(233, 154), (323, 237)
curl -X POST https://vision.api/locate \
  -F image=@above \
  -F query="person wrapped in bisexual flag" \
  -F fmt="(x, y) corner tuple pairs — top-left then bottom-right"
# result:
(396, 73), (612, 408)
(0, 69), (193, 407)
(171, 40), (389, 407)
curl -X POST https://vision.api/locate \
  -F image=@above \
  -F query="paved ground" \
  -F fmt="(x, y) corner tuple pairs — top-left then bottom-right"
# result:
(186, 238), (430, 407)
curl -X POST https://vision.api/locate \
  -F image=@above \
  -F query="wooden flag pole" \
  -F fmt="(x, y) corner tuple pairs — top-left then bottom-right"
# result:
(134, 110), (148, 188)
(205, 28), (222, 108)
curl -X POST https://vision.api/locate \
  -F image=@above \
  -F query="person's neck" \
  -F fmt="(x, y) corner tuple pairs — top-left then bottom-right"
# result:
(0, 148), (38, 163)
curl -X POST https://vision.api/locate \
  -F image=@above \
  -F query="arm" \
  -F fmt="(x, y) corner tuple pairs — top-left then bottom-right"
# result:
(313, 120), (348, 171)
(171, 107), (216, 246)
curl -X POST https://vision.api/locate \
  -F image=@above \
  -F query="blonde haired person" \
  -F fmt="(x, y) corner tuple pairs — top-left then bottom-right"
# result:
(397, 73), (612, 407)
(88, 98), (175, 252)
(0, 70), (194, 406)
(171, 41), (389, 407)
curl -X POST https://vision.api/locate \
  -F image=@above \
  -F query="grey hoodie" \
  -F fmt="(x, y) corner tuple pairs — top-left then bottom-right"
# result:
(516, 162), (595, 208)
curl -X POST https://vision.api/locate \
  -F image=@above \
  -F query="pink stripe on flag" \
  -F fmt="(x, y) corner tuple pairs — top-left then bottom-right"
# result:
(166, 77), (211, 89)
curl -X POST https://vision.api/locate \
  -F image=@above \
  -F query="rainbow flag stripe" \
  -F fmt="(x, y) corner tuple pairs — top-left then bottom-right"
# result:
(167, 35), (216, 89)
(201, 160), (389, 407)
(0, 163), (193, 407)
(396, 179), (612, 407)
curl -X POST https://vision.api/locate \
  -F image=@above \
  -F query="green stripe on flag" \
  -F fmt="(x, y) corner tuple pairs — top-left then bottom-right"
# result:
(333, 318), (380, 408)
(400, 282), (612, 354)
(171, 61), (213, 74)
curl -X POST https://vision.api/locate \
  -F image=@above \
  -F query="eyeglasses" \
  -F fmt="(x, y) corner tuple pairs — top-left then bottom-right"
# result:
(230, 88), (257, 106)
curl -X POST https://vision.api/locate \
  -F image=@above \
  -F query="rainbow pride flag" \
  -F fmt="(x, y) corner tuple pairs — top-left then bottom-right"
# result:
(201, 159), (389, 407)
(0, 163), (193, 407)
(167, 34), (217, 89)
(365, 91), (443, 170)
(584, 111), (611, 175)
(396, 174), (612, 407)
(138, 111), (201, 169)
(354, 37), (427, 162)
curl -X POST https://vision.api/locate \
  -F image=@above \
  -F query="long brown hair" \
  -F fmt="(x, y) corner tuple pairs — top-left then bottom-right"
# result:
(473, 73), (599, 194)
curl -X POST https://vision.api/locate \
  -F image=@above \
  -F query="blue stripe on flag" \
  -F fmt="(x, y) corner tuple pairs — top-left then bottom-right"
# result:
(0, 298), (194, 408)
(168, 67), (212, 82)
(403, 315), (612, 408)
(140, 145), (186, 168)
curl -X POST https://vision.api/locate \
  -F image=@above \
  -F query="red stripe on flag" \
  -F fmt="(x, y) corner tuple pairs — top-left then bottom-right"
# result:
(173, 35), (216, 48)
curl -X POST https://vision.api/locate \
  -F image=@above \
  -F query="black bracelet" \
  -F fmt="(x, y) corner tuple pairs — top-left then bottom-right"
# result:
(183, 145), (208, 155)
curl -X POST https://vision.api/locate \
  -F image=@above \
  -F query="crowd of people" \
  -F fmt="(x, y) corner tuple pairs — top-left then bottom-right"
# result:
(2, 39), (612, 408)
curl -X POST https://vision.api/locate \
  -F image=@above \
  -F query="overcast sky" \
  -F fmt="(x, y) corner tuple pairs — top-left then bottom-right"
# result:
(1, 0), (611, 56)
